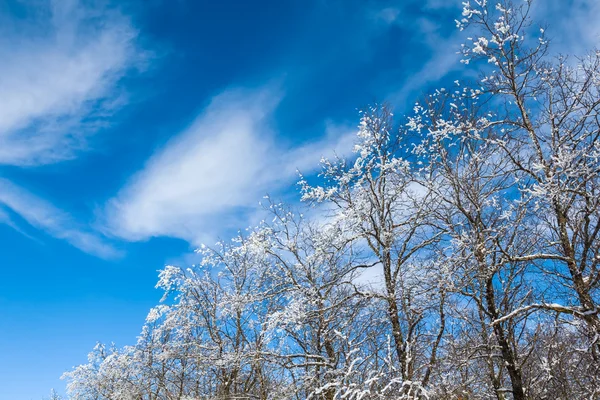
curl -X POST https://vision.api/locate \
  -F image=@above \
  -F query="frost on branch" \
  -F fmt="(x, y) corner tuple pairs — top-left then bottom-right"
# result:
(61, 1), (600, 399)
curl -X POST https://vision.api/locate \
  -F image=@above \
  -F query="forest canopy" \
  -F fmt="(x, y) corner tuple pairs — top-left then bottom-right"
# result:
(57, 1), (600, 399)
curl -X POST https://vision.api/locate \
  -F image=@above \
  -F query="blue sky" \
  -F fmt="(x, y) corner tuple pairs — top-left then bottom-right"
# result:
(0, 0), (598, 399)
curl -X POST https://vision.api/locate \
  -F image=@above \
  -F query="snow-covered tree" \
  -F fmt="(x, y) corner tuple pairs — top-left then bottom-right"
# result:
(61, 1), (600, 399)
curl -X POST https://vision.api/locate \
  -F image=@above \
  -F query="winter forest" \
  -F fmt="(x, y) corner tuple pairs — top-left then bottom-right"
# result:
(55, 1), (600, 399)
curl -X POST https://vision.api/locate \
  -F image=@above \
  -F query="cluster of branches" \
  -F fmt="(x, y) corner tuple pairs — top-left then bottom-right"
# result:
(59, 1), (600, 399)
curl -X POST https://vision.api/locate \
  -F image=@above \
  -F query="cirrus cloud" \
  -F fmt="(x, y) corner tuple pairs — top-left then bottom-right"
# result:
(0, 0), (142, 166)
(104, 86), (356, 245)
(0, 0), (144, 257)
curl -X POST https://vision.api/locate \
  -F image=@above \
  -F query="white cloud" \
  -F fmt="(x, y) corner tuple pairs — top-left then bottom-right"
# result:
(105, 86), (356, 245)
(531, 0), (600, 56)
(386, 0), (600, 110)
(386, 13), (462, 107)
(388, 41), (461, 107)
(0, 0), (141, 166)
(0, 0), (143, 256)
(0, 179), (119, 258)
(372, 7), (401, 25)
(421, 0), (461, 11)
(0, 206), (36, 240)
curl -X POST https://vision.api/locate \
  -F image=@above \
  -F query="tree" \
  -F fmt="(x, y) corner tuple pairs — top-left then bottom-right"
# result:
(61, 1), (600, 399)
(300, 107), (447, 397)
(459, 0), (600, 354)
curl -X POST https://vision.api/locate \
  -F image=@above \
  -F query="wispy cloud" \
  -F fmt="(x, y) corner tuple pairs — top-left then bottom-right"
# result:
(387, 39), (461, 107)
(0, 0), (141, 166)
(105, 86), (356, 245)
(372, 7), (401, 25)
(0, 0), (143, 256)
(385, 0), (600, 110)
(0, 179), (119, 258)
(0, 205), (36, 240)
(531, 0), (600, 56)
(385, 9), (462, 107)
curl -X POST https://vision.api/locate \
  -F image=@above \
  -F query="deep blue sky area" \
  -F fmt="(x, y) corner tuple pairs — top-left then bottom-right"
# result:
(0, 0), (596, 398)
